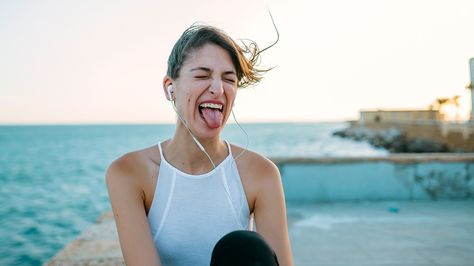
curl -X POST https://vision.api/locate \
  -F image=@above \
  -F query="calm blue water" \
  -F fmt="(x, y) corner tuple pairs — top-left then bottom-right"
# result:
(0, 123), (387, 265)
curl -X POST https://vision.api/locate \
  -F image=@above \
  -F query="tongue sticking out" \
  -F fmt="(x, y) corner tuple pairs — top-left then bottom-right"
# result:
(201, 108), (223, 129)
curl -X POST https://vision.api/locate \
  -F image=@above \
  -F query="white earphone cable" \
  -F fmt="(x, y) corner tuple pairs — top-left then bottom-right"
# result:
(171, 100), (216, 169)
(231, 109), (248, 161)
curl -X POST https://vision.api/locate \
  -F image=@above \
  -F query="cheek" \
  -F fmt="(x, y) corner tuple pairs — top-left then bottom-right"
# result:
(175, 92), (193, 113)
(226, 90), (237, 114)
(224, 86), (237, 98)
(179, 90), (192, 104)
(184, 97), (193, 114)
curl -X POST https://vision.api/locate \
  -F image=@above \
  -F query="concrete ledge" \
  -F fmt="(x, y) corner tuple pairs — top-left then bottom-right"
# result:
(271, 153), (474, 164)
(44, 212), (124, 266)
(274, 155), (474, 202)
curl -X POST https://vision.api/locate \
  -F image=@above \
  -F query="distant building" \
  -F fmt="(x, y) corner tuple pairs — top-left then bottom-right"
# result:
(359, 109), (442, 125)
(355, 58), (474, 151)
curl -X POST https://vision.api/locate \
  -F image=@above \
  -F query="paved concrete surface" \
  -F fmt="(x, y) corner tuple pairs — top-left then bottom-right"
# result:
(45, 211), (124, 266)
(287, 201), (474, 266)
(46, 201), (474, 265)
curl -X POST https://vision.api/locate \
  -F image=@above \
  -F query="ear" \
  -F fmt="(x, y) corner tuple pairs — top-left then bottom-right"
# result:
(163, 76), (174, 101)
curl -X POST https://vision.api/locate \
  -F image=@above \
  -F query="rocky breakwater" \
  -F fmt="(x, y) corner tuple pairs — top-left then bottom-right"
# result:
(333, 126), (450, 153)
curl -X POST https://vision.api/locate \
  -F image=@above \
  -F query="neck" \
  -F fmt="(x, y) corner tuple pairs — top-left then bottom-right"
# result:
(164, 123), (228, 174)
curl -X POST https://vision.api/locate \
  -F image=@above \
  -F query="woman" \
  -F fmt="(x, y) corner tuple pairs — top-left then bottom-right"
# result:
(106, 24), (293, 265)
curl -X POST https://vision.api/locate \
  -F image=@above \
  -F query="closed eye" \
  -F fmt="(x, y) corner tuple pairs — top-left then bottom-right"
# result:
(223, 74), (237, 84)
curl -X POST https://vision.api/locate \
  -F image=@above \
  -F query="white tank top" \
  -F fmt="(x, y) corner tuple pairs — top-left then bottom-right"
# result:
(147, 141), (251, 266)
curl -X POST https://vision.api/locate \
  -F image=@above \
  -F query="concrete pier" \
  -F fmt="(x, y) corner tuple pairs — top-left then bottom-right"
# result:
(46, 201), (474, 266)
(288, 200), (474, 266)
(45, 211), (124, 265)
(45, 154), (474, 265)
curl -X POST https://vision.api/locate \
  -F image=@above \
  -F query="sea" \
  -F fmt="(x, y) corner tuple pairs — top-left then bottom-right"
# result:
(0, 122), (388, 265)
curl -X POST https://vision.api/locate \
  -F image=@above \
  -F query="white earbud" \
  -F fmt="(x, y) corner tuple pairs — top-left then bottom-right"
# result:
(167, 85), (173, 101)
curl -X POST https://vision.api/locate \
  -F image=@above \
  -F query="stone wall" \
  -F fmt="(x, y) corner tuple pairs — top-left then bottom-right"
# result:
(361, 122), (474, 152)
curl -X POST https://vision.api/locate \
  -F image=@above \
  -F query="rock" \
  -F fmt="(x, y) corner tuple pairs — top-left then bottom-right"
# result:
(405, 138), (449, 153)
(332, 126), (450, 153)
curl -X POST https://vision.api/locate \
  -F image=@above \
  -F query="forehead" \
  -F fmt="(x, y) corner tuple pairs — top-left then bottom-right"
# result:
(183, 43), (236, 72)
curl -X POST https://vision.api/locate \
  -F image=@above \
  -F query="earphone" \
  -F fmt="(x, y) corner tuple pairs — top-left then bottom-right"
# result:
(167, 85), (173, 101)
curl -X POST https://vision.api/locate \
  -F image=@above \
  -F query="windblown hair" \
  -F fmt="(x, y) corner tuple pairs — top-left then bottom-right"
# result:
(167, 24), (269, 88)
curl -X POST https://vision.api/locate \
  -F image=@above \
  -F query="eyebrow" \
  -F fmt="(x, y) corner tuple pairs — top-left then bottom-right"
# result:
(190, 67), (236, 75)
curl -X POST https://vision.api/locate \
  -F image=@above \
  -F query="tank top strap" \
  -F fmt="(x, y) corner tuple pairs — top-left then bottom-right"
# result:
(158, 141), (165, 161)
(224, 140), (232, 157)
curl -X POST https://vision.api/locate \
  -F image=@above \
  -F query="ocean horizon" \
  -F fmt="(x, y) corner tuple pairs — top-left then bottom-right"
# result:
(0, 122), (388, 265)
(0, 119), (356, 126)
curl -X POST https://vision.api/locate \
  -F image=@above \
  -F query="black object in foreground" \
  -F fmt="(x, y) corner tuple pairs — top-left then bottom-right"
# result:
(210, 230), (279, 266)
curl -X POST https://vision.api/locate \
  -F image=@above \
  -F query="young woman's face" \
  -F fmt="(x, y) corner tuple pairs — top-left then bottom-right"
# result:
(173, 43), (238, 140)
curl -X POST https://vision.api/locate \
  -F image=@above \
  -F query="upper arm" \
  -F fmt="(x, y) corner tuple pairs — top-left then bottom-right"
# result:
(253, 158), (294, 266)
(105, 156), (161, 266)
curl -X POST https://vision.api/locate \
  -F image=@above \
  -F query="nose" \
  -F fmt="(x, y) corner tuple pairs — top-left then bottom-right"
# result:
(209, 79), (224, 97)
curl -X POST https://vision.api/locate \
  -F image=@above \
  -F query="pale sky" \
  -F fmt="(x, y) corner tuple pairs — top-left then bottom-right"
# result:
(1, 0), (473, 124)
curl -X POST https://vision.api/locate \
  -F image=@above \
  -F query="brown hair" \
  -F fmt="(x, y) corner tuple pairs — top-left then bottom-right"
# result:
(167, 24), (269, 88)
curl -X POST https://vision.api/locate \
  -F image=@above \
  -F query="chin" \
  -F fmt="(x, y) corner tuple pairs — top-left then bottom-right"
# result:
(195, 126), (223, 140)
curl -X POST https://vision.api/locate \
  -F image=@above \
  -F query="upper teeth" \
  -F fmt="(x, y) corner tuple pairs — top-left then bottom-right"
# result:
(200, 103), (223, 110)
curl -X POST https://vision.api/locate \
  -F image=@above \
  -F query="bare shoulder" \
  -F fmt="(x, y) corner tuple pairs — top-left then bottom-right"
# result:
(229, 143), (281, 211)
(230, 143), (280, 181)
(105, 146), (160, 191)
(105, 146), (163, 265)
